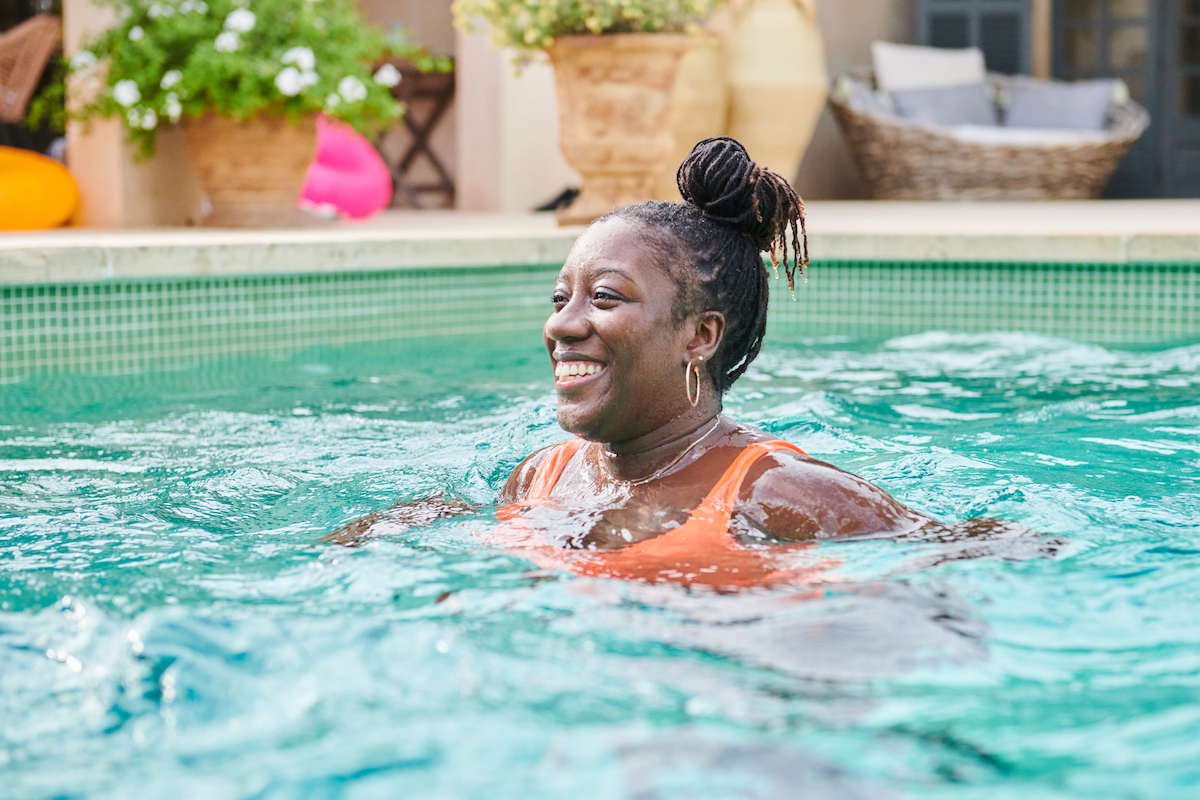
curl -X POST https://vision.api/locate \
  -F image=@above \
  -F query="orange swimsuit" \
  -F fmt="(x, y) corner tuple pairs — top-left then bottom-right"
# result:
(489, 438), (839, 591)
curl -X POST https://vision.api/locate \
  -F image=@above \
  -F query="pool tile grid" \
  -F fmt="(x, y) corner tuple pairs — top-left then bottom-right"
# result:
(1, 260), (1197, 382)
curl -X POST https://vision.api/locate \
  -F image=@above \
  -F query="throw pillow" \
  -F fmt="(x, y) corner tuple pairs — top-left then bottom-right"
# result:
(890, 83), (999, 127)
(1004, 80), (1118, 131)
(871, 42), (988, 93)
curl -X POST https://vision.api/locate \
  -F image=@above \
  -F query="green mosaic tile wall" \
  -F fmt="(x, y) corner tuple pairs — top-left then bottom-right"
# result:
(772, 261), (1200, 343)
(1, 260), (1196, 382)
(0, 266), (553, 383)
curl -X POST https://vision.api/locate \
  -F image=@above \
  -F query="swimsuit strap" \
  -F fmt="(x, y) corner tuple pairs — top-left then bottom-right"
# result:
(526, 436), (807, 519)
(686, 440), (809, 531)
(526, 438), (588, 501)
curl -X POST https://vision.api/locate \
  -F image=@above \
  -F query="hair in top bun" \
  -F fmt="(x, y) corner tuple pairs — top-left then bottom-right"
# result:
(598, 137), (809, 395)
(677, 137), (808, 291)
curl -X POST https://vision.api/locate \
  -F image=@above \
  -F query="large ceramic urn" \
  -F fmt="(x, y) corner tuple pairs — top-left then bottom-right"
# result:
(652, 34), (729, 201)
(183, 114), (318, 227)
(714, 0), (828, 182)
(547, 34), (692, 226)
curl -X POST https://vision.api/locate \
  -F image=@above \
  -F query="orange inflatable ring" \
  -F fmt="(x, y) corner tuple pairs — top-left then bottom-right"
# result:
(0, 145), (79, 230)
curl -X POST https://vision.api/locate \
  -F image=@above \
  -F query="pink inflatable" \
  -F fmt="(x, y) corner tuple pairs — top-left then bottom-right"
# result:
(300, 115), (393, 220)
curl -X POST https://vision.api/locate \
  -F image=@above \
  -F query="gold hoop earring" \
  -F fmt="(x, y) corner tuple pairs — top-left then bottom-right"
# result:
(686, 360), (702, 407)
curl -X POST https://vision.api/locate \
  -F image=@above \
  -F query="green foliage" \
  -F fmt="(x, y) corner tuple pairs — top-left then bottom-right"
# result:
(452, 0), (717, 53)
(61, 0), (440, 157)
(26, 57), (68, 133)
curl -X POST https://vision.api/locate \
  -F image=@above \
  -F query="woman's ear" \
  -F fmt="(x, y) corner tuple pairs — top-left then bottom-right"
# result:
(685, 311), (725, 363)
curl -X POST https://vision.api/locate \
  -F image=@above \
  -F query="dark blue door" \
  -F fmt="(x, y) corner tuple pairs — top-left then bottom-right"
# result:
(1165, 0), (1200, 195)
(1055, 0), (1200, 197)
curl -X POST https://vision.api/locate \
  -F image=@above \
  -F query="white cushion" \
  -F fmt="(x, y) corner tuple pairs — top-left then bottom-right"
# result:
(948, 124), (1109, 146)
(871, 42), (987, 93)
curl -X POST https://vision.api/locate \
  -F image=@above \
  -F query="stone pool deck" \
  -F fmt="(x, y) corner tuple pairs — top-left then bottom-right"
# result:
(2, 200), (1200, 284)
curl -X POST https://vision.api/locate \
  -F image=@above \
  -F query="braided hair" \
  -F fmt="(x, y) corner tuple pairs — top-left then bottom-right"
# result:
(598, 137), (808, 394)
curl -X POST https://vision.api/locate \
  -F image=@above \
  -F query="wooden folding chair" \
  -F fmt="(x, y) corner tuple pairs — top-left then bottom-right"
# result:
(0, 14), (62, 124)
(376, 58), (456, 209)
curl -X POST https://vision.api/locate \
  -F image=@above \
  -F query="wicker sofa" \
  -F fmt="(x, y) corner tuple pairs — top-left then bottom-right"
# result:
(829, 71), (1150, 201)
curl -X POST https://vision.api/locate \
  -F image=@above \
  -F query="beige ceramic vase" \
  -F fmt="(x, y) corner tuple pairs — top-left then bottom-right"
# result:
(652, 34), (730, 201)
(183, 114), (318, 227)
(547, 34), (693, 225)
(716, 0), (828, 182)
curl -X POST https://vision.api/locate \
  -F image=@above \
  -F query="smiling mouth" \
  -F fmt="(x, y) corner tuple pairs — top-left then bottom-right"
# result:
(554, 360), (606, 386)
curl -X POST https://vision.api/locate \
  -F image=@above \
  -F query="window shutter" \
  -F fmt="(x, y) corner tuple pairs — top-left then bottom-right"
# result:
(917, 0), (1032, 75)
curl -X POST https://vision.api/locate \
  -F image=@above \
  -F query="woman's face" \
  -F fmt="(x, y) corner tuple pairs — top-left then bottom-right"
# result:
(544, 217), (695, 444)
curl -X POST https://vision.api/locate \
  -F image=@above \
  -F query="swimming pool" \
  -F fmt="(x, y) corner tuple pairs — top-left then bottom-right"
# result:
(2, 320), (1198, 797)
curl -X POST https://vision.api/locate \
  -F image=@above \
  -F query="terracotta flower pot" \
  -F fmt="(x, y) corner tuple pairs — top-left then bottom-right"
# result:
(183, 113), (318, 228)
(547, 34), (693, 226)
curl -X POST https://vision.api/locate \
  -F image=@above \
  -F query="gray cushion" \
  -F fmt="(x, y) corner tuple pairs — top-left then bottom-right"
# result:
(842, 78), (893, 116)
(890, 83), (999, 127)
(1004, 80), (1116, 131)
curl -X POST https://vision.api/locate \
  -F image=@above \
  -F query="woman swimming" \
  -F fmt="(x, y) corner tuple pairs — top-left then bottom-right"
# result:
(330, 137), (1035, 586)
(485, 138), (931, 588)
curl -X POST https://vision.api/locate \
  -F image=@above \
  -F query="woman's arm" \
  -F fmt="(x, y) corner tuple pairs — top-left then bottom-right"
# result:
(326, 445), (560, 547)
(322, 495), (476, 547)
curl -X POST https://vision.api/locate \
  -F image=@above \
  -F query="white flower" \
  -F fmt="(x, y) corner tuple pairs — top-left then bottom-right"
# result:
(373, 64), (402, 88)
(223, 9), (256, 32)
(195, 1), (207, 12)
(113, 79), (141, 107)
(70, 50), (97, 71)
(128, 25), (144, 41)
(160, 4), (175, 16)
(281, 46), (316, 72)
(274, 67), (305, 97)
(180, 0), (207, 12)
(164, 92), (182, 122)
(127, 108), (141, 127)
(160, 69), (182, 89)
(140, 108), (158, 130)
(324, 92), (340, 109)
(214, 31), (241, 52)
(148, 3), (163, 18)
(337, 75), (367, 103)
(312, 18), (326, 30)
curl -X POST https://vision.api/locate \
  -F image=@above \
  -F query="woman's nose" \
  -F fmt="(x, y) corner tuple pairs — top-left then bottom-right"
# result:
(544, 296), (589, 342)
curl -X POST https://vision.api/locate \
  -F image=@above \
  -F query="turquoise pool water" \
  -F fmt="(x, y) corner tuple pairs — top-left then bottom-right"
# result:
(2, 331), (1198, 798)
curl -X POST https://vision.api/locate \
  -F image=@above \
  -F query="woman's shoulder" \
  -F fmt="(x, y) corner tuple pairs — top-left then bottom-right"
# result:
(736, 442), (928, 540)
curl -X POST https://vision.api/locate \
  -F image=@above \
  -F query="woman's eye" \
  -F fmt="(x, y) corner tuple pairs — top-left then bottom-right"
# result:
(551, 292), (568, 306)
(593, 290), (620, 304)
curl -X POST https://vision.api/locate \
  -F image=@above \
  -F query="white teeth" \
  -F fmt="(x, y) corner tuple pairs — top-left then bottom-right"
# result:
(556, 361), (602, 379)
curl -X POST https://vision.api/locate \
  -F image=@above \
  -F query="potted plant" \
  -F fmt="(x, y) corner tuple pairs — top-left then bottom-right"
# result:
(62, 0), (405, 226)
(453, 0), (717, 225)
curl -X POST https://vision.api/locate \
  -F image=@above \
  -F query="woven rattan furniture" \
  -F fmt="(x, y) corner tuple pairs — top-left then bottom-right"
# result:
(0, 14), (61, 124)
(830, 72), (1150, 200)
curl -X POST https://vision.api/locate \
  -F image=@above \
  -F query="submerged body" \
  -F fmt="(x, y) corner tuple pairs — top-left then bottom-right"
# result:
(495, 421), (926, 589)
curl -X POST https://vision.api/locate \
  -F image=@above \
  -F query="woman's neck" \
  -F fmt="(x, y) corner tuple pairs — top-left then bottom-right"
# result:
(600, 403), (726, 482)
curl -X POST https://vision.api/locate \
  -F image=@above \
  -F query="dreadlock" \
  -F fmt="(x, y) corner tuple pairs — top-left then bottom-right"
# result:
(597, 137), (808, 395)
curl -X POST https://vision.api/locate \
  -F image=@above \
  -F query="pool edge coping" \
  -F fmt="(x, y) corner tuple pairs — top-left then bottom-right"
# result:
(2, 227), (1200, 286)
